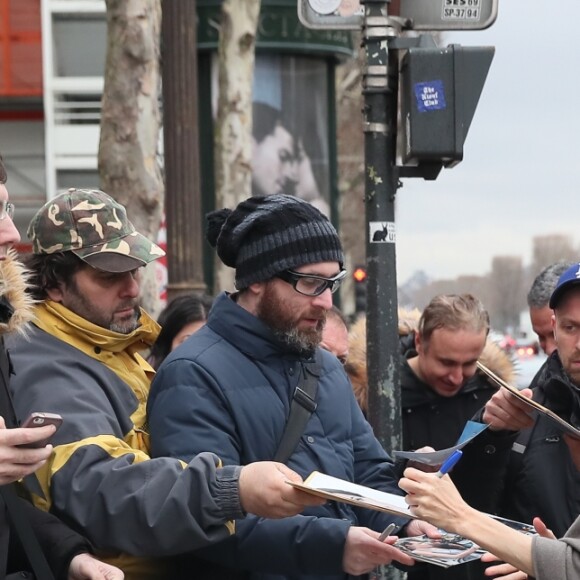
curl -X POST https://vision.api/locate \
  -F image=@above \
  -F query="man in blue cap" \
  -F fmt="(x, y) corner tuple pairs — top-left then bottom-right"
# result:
(478, 262), (580, 539)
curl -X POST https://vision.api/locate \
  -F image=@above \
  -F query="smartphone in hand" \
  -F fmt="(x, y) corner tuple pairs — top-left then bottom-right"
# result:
(19, 412), (63, 448)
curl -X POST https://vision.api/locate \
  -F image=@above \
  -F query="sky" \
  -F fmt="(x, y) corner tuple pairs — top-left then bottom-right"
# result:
(394, 0), (580, 284)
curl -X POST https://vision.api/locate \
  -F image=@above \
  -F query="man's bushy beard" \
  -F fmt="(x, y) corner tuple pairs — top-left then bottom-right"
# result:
(110, 305), (141, 334)
(66, 277), (140, 334)
(256, 282), (325, 354)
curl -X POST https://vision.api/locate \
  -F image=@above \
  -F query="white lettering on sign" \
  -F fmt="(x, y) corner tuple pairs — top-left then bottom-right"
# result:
(422, 87), (440, 107)
(441, 0), (481, 20)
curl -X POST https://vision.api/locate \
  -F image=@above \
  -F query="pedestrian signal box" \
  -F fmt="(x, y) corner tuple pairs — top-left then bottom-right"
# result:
(399, 44), (494, 168)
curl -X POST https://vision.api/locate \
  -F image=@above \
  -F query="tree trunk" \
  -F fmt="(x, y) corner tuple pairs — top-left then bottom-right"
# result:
(98, 0), (163, 315)
(213, 0), (260, 292)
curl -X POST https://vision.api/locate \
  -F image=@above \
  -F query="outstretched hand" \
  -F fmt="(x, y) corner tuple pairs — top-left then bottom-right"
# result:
(68, 553), (124, 579)
(482, 388), (535, 432)
(399, 467), (469, 531)
(239, 462), (325, 518)
(478, 517), (555, 580)
(342, 526), (415, 575)
(403, 518), (441, 538)
(407, 446), (440, 473)
(479, 552), (528, 580)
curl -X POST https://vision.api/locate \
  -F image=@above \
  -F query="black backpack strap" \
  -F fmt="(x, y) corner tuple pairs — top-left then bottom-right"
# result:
(274, 352), (321, 464)
(0, 484), (55, 580)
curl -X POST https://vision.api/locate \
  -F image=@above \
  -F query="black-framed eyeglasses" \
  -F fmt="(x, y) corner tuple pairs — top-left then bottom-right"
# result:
(0, 201), (14, 221)
(276, 269), (347, 297)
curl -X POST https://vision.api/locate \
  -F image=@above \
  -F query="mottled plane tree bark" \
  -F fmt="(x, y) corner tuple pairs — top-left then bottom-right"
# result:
(213, 0), (260, 292)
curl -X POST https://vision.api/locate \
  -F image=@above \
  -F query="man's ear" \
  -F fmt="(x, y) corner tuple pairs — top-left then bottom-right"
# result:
(247, 280), (266, 297)
(237, 281), (266, 315)
(414, 331), (424, 355)
(45, 285), (64, 303)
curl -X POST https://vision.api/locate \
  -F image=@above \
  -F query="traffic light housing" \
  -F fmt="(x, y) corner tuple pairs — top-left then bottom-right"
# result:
(399, 44), (494, 168)
(353, 266), (367, 315)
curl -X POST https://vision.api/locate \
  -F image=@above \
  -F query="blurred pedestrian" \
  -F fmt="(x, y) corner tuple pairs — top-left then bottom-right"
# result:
(527, 261), (574, 355)
(320, 305), (349, 365)
(148, 293), (213, 370)
(6, 188), (323, 580)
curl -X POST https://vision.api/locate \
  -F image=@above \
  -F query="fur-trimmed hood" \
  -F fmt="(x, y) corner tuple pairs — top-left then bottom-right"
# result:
(345, 310), (516, 414)
(0, 250), (36, 336)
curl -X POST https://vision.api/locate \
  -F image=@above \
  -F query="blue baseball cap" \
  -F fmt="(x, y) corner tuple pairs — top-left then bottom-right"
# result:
(549, 263), (580, 308)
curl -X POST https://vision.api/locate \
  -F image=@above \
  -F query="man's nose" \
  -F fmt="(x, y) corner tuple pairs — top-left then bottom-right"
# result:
(1, 216), (21, 246)
(448, 366), (464, 385)
(121, 271), (140, 298)
(284, 158), (300, 181)
(312, 288), (333, 310)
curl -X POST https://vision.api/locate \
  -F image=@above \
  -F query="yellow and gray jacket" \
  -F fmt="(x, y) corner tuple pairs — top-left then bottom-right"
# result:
(7, 301), (241, 580)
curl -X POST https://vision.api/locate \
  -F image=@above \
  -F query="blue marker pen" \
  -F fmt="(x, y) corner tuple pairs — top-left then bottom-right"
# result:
(436, 449), (463, 478)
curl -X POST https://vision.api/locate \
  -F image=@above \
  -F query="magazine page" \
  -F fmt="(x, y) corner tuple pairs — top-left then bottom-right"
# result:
(394, 534), (483, 568)
(487, 514), (536, 535)
(393, 421), (488, 466)
(477, 361), (580, 439)
(287, 471), (415, 519)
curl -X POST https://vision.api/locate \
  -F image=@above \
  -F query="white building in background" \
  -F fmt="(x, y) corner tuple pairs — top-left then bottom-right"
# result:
(1, 0), (107, 245)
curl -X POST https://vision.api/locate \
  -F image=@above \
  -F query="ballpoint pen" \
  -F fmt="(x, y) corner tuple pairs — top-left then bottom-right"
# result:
(378, 522), (397, 542)
(436, 449), (463, 478)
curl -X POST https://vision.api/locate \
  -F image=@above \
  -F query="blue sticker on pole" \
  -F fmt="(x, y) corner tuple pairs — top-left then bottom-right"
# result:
(414, 80), (446, 113)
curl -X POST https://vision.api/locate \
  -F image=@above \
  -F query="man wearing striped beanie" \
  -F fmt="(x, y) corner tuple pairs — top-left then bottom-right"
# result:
(148, 194), (432, 580)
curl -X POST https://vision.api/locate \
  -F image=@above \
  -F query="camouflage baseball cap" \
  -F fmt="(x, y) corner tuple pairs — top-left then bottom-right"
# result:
(28, 188), (165, 273)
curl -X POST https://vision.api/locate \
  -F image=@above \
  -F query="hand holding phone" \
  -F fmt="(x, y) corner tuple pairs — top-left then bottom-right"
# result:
(19, 412), (63, 448)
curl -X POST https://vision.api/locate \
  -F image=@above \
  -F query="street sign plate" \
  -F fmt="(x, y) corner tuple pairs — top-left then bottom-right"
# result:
(298, 0), (499, 31)
(298, 0), (363, 30)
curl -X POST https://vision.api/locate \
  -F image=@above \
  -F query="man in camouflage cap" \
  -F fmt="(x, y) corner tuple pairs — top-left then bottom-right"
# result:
(6, 188), (319, 580)
(29, 187), (165, 273)
(23, 187), (165, 333)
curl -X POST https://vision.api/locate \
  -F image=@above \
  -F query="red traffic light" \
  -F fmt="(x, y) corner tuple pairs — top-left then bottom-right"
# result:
(353, 267), (367, 283)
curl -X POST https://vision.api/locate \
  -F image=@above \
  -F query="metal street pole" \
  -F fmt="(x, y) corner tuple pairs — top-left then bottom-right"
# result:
(161, 0), (207, 301)
(362, 0), (402, 455)
(361, 2), (404, 579)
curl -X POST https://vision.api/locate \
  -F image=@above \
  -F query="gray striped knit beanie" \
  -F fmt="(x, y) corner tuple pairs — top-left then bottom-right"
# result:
(205, 194), (344, 290)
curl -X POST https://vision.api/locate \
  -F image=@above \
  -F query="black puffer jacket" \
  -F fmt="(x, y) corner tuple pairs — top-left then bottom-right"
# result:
(398, 330), (515, 513)
(0, 255), (90, 580)
(346, 313), (517, 580)
(496, 352), (580, 537)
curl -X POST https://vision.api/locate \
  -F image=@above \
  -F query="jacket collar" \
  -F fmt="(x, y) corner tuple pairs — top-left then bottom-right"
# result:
(0, 251), (35, 336)
(33, 300), (160, 353)
(538, 352), (580, 426)
(207, 291), (304, 362)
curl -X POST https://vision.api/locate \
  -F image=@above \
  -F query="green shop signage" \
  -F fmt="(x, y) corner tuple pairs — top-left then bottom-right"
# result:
(197, 0), (354, 57)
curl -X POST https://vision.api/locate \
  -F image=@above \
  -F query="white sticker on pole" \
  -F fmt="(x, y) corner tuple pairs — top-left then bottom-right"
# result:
(370, 222), (396, 243)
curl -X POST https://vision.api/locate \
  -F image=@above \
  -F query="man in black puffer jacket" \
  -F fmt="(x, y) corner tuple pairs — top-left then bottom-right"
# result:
(479, 262), (580, 540)
(346, 295), (516, 580)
